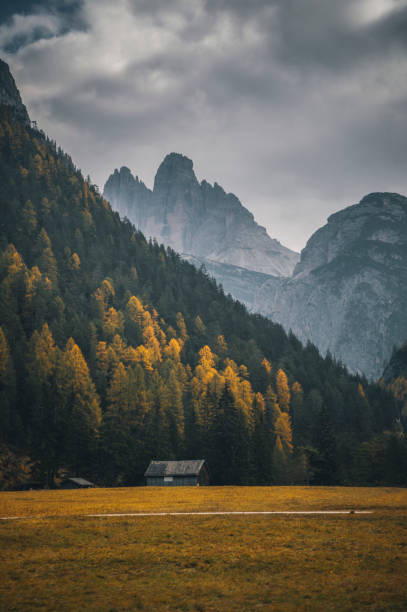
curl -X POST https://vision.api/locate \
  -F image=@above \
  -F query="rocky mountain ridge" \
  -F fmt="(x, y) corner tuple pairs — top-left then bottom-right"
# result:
(0, 59), (30, 124)
(104, 154), (299, 277)
(253, 192), (407, 380)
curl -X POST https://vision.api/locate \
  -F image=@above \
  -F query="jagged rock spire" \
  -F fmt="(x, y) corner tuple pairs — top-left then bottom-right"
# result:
(104, 154), (299, 277)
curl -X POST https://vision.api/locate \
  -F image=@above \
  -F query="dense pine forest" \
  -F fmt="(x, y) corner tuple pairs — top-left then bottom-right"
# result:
(0, 107), (406, 489)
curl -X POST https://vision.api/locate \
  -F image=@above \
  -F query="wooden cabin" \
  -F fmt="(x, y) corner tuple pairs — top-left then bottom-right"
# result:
(144, 460), (209, 486)
(60, 477), (95, 489)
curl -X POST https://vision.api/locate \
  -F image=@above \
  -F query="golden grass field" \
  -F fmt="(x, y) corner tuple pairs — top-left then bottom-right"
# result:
(1, 486), (407, 611)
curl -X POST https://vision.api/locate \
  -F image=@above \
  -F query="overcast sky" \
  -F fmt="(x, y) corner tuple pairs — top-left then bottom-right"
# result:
(1, 0), (406, 251)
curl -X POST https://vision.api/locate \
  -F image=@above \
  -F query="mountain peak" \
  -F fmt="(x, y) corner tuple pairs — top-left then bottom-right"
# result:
(161, 152), (193, 169)
(327, 192), (407, 225)
(254, 190), (407, 379)
(117, 166), (133, 175)
(296, 191), (407, 278)
(104, 154), (299, 276)
(154, 152), (196, 190)
(359, 191), (407, 205)
(0, 59), (30, 124)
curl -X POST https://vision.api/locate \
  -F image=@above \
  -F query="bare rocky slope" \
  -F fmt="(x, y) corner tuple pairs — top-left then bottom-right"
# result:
(103, 154), (299, 277)
(0, 59), (30, 124)
(254, 193), (407, 380)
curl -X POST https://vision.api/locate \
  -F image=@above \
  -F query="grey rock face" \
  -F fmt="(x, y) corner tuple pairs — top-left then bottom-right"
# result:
(253, 193), (407, 380)
(104, 153), (299, 276)
(183, 254), (275, 309)
(103, 166), (152, 228)
(0, 59), (30, 124)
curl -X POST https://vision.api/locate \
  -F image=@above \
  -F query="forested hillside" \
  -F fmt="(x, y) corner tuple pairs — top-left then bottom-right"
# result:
(0, 107), (405, 488)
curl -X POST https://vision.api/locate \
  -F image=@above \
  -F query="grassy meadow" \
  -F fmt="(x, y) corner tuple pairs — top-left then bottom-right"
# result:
(1, 486), (407, 611)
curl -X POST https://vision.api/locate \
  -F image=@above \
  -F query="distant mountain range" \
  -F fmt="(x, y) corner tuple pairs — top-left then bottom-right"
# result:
(105, 163), (407, 380)
(104, 155), (299, 277)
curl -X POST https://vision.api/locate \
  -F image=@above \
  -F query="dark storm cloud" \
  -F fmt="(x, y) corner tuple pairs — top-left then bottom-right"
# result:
(0, 0), (406, 250)
(273, 1), (407, 71)
(0, 0), (85, 52)
(204, 0), (407, 73)
(0, 1), (46, 22)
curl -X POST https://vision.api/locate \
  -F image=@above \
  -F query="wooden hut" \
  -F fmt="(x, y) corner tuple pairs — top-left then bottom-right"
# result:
(144, 460), (209, 486)
(60, 477), (95, 489)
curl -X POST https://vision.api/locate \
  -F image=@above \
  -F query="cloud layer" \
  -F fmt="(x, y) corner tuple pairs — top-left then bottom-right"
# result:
(1, 0), (406, 250)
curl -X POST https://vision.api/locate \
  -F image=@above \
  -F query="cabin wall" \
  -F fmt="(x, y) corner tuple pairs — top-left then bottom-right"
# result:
(146, 476), (199, 486)
(60, 482), (93, 489)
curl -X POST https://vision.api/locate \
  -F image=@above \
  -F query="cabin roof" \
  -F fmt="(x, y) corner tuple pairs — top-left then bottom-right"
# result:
(64, 477), (94, 486)
(144, 460), (206, 477)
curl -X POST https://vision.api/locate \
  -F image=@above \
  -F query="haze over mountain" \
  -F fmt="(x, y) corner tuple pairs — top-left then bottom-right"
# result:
(104, 155), (299, 277)
(254, 193), (407, 380)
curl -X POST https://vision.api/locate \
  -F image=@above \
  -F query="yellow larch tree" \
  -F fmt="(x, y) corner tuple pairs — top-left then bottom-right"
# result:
(276, 368), (291, 412)
(55, 338), (101, 470)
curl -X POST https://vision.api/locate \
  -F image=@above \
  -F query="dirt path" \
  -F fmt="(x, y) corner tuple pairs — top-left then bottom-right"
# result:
(0, 510), (373, 521)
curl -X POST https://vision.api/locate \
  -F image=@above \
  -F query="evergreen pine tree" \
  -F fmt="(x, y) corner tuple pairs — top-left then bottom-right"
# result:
(0, 326), (16, 439)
